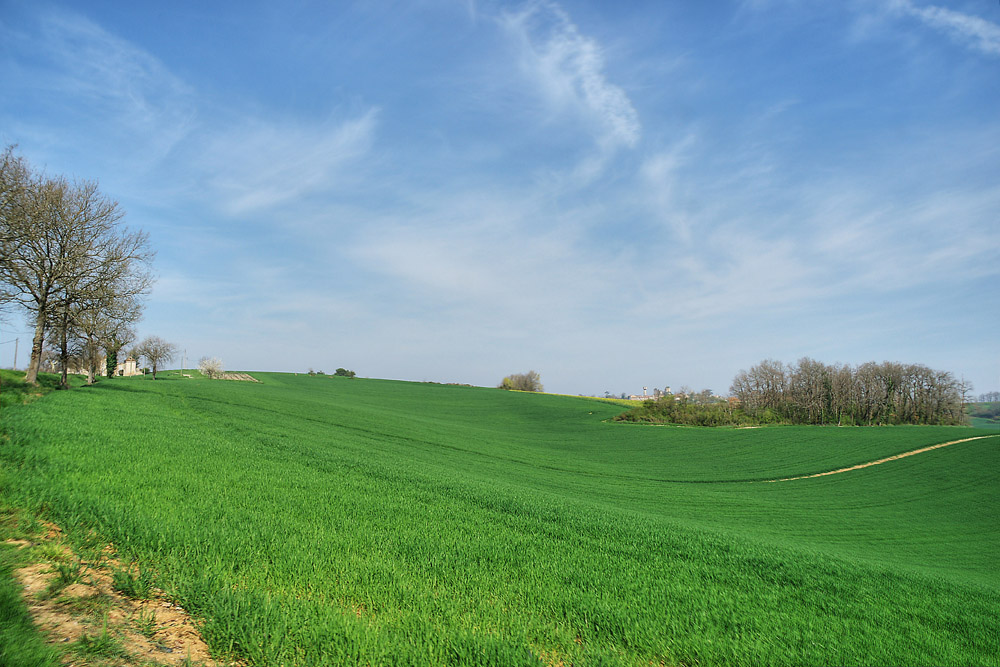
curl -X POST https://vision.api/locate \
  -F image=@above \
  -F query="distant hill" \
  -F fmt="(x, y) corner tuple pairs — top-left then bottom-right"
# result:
(967, 401), (1000, 429)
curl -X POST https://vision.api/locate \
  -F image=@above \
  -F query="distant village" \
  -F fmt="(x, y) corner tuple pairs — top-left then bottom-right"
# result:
(616, 387), (728, 403)
(625, 387), (671, 401)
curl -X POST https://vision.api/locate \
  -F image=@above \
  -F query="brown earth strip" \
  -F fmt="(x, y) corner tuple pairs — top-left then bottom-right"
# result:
(765, 435), (997, 483)
(219, 373), (258, 382)
(5, 520), (243, 667)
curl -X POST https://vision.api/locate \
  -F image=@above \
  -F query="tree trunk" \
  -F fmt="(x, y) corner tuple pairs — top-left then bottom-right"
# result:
(58, 310), (70, 390)
(24, 311), (46, 385)
(85, 336), (98, 385)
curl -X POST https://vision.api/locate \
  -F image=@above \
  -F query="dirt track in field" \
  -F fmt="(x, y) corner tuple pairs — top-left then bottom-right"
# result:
(5, 520), (242, 666)
(765, 435), (997, 482)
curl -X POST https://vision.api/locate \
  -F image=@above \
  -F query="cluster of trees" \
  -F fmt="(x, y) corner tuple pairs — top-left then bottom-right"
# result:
(1, 146), (157, 387)
(614, 391), (750, 427)
(617, 359), (972, 427)
(499, 370), (543, 392)
(333, 368), (356, 378)
(730, 358), (969, 426)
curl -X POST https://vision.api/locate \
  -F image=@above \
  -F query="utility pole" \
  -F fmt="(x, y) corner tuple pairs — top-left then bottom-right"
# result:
(13, 338), (17, 371)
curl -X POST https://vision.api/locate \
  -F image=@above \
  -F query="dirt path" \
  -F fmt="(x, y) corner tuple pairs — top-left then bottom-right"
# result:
(3, 518), (243, 666)
(765, 435), (998, 483)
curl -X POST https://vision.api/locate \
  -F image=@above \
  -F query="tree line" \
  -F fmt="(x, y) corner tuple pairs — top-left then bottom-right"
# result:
(1, 145), (167, 387)
(730, 358), (969, 426)
(616, 358), (970, 427)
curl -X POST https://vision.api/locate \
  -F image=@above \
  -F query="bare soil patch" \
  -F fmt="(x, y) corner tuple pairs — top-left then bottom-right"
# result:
(6, 521), (242, 666)
(218, 373), (258, 382)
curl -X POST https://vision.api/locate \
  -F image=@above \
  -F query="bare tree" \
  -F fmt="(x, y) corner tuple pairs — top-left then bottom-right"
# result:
(48, 184), (152, 389)
(0, 146), (29, 314)
(787, 357), (832, 424)
(731, 360), (786, 417)
(1, 149), (64, 383)
(67, 297), (142, 385)
(135, 336), (177, 380)
(732, 358), (965, 425)
(39, 348), (59, 373)
(0, 147), (153, 385)
(70, 266), (148, 386)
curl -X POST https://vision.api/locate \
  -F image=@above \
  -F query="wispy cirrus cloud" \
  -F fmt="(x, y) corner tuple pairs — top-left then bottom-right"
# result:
(638, 134), (699, 242)
(499, 0), (640, 169)
(889, 0), (1000, 56)
(2, 1), (996, 394)
(2, 9), (197, 164)
(199, 109), (379, 216)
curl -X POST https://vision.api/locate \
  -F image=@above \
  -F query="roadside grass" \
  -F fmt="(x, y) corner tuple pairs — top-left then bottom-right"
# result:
(1, 372), (998, 665)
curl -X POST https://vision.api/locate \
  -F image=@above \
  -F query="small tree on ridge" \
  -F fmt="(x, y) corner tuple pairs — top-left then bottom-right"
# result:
(199, 356), (224, 379)
(135, 335), (177, 380)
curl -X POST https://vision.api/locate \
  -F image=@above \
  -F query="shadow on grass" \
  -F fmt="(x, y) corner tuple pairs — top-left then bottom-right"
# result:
(0, 370), (65, 409)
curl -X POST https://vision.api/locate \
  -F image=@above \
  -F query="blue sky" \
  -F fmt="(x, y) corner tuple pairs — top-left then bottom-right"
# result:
(1, 0), (998, 396)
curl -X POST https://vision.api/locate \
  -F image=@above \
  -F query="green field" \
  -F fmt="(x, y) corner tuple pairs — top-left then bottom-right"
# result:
(1, 372), (998, 666)
(968, 402), (1000, 430)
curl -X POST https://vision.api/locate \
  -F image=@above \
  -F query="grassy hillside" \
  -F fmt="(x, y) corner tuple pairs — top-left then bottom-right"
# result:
(1, 372), (997, 666)
(968, 401), (1000, 429)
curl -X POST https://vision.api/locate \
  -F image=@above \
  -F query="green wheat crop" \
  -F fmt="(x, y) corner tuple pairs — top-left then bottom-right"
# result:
(1, 372), (997, 666)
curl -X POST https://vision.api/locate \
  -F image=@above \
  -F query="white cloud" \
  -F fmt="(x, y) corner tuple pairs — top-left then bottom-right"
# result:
(889, 0), (1000, 56)
(32, 11), (196, 162)
(346, 183), (637, 338)
(500, 0), (640, 158)
(639, 135), (698, 241)
(200, 109), (378, 216)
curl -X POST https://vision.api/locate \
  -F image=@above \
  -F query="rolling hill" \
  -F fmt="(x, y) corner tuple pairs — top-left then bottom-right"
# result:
(1, 372), (997, 666)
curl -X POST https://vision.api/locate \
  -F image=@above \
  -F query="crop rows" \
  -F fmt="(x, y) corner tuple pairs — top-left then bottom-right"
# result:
(1, 373), (997, 665)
